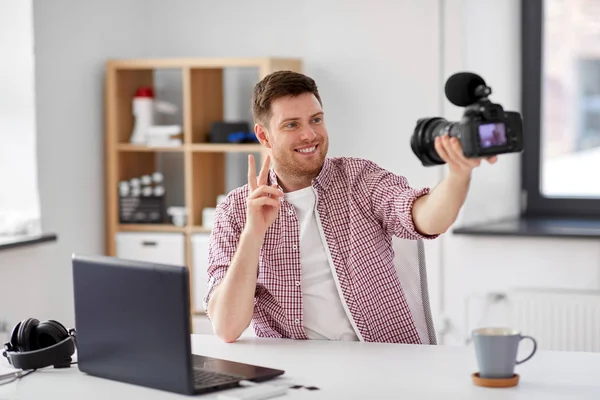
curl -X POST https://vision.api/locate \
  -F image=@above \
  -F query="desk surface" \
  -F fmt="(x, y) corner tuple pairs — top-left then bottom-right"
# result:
(1, 334), (599, 399)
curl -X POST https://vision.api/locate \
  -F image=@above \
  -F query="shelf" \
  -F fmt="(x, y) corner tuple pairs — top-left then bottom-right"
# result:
(118, 224), (186, 233)
(107, 57), (301, 71)
(191, 226), (212, 233)
(0, 233), (57, 252)
(116, 224), (212, 234)
(189, 143), (262, 153)
(453, 216), (600, 240)
(106, 57), (303, 316)
(117, 143), (262, 153)
(117, 144), (185, 152)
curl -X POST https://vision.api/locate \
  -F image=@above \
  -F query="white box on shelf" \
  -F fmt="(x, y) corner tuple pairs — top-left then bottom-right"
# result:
(115, 232), (185, 266)
(191, 233), (211, 312)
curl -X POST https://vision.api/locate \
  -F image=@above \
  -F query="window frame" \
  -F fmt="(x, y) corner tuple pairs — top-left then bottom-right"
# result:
(521, 0), (600, 218)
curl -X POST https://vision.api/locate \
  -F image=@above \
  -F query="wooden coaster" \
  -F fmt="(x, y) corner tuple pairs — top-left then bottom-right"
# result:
(472, 372), (519, 388)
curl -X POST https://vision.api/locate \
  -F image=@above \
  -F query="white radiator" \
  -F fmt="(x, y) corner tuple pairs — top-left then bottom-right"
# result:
(510, 289), (600, 352)
(466, 288), (600, 352)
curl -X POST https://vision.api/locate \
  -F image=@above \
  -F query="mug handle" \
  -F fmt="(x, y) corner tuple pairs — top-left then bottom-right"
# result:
(516, 335), (537, 365)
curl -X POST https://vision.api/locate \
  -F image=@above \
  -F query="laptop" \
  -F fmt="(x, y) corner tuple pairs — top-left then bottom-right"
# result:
(71, 254), (285, 395)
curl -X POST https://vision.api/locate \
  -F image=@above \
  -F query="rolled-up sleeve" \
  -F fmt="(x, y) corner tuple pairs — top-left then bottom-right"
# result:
(203, 196), (242, 319)
(364, 162), (439, 240)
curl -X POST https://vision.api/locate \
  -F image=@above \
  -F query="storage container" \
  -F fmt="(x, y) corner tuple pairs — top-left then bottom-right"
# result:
(119, 195), (166, 224)
(115, 232), (185, 266)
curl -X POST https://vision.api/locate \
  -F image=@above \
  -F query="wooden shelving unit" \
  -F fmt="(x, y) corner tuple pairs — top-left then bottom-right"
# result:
(117, 143), (186, 152)
(117, 224), (187, 233)
(104, 57), (302, 316)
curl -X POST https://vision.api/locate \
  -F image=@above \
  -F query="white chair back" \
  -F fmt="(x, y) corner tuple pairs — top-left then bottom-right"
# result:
(392, 237), (437, 345)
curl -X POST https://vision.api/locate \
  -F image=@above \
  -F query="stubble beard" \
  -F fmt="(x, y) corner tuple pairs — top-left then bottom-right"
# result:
(272, 141), (328, 187)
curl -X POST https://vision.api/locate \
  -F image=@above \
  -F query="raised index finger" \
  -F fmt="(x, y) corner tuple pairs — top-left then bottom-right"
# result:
(258, 154), (271, 187)
(248, 154), (257, 191)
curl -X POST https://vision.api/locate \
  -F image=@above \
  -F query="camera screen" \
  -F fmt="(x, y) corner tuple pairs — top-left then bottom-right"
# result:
(478, 122), (507, 148)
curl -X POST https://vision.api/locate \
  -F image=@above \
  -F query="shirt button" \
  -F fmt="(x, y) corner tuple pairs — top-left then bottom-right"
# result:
(295, 281), (300, 286)
(288, 209), (294, 216)
(294, 319), (300, 324)
(292, 244), (298, 250)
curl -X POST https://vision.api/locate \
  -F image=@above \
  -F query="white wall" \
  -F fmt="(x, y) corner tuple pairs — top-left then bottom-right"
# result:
(0, 0), (41, 234)
(440, 0), (600, 345)
(0, 0), (150, 330)
(147, 0), (441, 174)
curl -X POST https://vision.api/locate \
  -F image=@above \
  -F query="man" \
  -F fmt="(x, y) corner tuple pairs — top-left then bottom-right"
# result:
(204, 70), (496, 344)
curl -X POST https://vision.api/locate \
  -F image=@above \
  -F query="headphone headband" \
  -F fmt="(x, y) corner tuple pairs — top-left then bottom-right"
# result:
(3, 335), (75, 370)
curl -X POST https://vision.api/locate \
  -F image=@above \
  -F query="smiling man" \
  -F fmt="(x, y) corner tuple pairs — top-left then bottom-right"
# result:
(204, 70), (496, 344)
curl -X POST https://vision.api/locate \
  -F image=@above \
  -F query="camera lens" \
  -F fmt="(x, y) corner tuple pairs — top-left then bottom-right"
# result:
(410, 117), (459, 166)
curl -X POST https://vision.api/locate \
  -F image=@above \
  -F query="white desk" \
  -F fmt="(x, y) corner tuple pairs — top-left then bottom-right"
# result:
(1, 334), (599, 399)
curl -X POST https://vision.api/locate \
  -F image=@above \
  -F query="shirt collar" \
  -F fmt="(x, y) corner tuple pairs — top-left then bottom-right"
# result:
(268, 157), (333, 192)
(312, 157), (333, 191)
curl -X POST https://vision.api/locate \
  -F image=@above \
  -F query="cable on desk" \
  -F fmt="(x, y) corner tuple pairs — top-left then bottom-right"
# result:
(0, 361), (77, 386)
(0, 370), (36, 386)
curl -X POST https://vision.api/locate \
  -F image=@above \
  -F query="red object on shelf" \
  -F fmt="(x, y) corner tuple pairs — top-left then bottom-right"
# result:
(135, 87), (154, 98)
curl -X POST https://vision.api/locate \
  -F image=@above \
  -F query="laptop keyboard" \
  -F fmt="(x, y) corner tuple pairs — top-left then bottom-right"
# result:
(192, 356), (244, 390)
(192, 368), (242, 390)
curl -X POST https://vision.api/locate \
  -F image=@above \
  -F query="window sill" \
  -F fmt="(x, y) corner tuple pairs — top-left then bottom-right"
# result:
(0, 233), (58, 252)
(453, 216), (600, 240)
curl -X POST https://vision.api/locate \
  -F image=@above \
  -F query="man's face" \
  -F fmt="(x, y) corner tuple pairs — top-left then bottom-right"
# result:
(255, 92), (329, 180)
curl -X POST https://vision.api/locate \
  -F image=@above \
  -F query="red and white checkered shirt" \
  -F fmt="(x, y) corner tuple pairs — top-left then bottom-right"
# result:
(205, 157), (436, 343)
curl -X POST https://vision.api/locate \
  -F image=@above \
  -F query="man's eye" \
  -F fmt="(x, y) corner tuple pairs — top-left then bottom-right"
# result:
(285, 123), (297, 128)
(312, 117), (322, 123)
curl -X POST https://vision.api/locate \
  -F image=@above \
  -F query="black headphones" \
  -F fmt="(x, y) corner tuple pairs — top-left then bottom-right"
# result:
(2, 318), (77, 371)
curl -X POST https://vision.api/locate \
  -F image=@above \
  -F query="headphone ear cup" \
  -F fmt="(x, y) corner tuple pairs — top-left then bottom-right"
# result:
(47, 320), (69, 337)
(8, 321), (22, 351)
(36, 320), (69, 349)
(17, 318), (39, 352)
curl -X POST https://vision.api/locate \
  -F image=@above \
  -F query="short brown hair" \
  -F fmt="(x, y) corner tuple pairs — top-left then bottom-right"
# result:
(252, 70), (322, 127)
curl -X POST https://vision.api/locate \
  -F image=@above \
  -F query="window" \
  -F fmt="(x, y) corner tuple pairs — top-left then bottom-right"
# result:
(0, 0), (42, 237)
(522, 0), (600, 218)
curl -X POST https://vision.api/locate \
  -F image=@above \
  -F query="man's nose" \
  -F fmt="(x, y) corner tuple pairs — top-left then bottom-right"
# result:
(299, 127), (316, 141)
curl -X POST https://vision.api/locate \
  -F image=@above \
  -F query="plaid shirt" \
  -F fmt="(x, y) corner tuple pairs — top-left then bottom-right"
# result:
(205, 157), (436, 343)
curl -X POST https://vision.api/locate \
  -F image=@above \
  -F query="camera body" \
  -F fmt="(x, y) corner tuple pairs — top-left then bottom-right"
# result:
(411, 73), (524, 167)
(457, 100), (523, 158)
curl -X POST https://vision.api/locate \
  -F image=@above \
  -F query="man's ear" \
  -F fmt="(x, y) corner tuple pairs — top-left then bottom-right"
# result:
(254, 123), (272, 149)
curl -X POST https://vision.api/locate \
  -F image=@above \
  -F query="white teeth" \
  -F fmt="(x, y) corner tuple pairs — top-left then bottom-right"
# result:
(297, 146), (316, 153)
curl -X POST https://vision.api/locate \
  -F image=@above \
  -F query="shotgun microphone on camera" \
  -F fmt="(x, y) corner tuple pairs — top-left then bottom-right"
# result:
(444, 72), (491, 107)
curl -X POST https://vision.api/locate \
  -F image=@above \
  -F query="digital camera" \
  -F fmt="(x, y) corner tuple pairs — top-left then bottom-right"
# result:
(410, 72), (524, 167)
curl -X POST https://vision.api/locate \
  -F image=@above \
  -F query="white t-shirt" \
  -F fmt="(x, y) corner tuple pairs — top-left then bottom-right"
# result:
(284, 186), (360, 341)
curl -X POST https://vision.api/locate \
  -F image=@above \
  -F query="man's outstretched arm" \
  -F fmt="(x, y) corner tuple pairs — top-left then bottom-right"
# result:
(412, 134), (497, 236)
